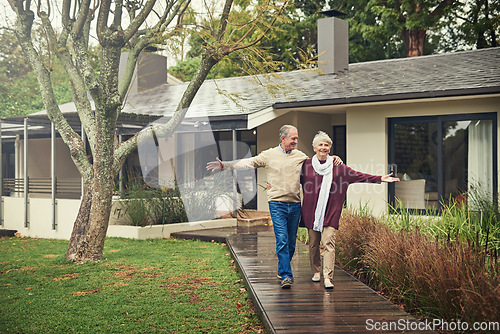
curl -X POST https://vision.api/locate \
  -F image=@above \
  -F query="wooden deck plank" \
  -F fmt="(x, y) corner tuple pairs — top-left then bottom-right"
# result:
(172, 225), (435, 334)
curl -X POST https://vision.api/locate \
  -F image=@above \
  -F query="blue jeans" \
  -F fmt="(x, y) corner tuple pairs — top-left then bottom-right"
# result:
(268, 201), (301, 280)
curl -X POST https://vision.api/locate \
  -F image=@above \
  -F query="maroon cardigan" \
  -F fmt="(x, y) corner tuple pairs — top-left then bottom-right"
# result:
(300, 159), (382, 230)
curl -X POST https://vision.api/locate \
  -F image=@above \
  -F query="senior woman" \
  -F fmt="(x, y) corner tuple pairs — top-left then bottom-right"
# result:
(300, 131), (399, 289)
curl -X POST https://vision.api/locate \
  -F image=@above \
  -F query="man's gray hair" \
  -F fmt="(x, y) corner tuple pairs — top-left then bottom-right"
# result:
(279, 125), (297, 139)
(312, 131), (333, 148)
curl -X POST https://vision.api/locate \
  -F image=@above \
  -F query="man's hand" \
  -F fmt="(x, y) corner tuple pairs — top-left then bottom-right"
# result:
(206, 157), (224, 171)
(332, 155), (343, 166)
(381, 173), (400, 183)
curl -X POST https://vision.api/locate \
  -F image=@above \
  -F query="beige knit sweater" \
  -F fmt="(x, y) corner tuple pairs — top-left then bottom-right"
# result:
(224, 146), (308, 203)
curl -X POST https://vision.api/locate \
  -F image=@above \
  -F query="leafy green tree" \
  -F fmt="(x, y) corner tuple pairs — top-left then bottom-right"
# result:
(7, 0), (286, 263)
(168, 55), (202, 81)
(172, 0), (458, 82)
(291, 0), (459, 59)
(0, 29), (32, 79)
(0, 28), (73, 117)
(170, 0), (322, 80)
(447, 0), (499, 50)
(341, 0), (458, 57)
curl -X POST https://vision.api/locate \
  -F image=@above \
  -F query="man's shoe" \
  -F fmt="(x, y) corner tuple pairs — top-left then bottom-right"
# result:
(277, 273), (282, 280)
(281, 277), (292, 289)
(324, 278), (334, 289)
(312, 273), (321, 282)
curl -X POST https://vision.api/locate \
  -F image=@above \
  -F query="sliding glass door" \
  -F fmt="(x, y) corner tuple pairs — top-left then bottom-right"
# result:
(389, 113), (497, 212)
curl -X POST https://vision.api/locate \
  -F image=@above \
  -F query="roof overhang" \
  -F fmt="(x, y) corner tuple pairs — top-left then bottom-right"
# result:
(1, 110), (250, 142)
(273, 87), (500, 110)
(247, 106), (291, 129)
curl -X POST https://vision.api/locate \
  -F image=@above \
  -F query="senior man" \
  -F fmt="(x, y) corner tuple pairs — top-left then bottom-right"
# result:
(206, 125), (341, 289)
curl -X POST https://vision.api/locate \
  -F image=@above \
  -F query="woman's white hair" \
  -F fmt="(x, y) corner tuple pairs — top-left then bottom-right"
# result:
(312, 131), (333, 148)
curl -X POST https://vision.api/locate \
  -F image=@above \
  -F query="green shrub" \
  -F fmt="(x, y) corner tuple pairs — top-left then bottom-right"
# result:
(385, 184), (500, 253)
(119, 177), (188, 226)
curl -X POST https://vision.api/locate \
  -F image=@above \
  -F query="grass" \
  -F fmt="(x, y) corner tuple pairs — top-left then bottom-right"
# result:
(0, 236), (265, 334)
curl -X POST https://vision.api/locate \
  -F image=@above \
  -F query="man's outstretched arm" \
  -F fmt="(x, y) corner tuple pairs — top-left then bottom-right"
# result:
(207, 154), (266, 171)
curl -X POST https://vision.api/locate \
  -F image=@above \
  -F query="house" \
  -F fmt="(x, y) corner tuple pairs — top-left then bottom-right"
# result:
(1, 14), (499, 239)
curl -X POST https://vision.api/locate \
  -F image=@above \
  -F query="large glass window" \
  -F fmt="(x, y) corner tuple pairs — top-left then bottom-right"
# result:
(389, 113), (497, 212)
(391, 121), (438, 209)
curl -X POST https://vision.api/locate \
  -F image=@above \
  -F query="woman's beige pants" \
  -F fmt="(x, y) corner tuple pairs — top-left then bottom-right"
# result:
(308, 226), (337, 281)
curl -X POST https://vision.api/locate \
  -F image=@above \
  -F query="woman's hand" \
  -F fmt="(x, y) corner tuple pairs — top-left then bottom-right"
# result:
(381, 173), (400, 183)
(332, 155), (343, 166)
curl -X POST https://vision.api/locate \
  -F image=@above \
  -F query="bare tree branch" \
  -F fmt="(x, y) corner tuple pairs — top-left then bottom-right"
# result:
(61, 0), (71, 28)
(73, 0), (93, 36)
(10, 3), (92, 178)
(122, 0), (156, 43)
(97, 0), (112, 42)
(228, 1), (287, 54)
(118, 1), (190, 100)
(113, 0), (124, 30)
(216, 0), (233, 42)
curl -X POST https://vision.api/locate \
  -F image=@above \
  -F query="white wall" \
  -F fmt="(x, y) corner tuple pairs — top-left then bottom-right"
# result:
(2, 197), (80, 239)
(1, 197), (236, 240)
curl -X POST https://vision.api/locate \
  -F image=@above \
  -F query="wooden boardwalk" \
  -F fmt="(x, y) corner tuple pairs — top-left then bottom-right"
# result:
(173, 225), (434, 334)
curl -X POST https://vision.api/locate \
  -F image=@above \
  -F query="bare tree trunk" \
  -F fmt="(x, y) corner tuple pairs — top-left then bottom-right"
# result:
(66, 116), (117, 262)
(66, 181), (94, 261)
(66, 170), (115, 262)
(404, 29), (426, 57)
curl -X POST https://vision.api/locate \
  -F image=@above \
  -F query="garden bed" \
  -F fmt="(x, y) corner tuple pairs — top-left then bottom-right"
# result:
(333, 209), (499, 329)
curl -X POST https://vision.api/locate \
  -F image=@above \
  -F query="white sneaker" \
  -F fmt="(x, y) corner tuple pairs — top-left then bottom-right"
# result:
(324, 278), (334, 289)
(312, 273), (321, 282)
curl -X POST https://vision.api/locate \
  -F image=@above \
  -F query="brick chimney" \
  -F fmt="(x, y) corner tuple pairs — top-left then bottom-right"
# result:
(317, 10), (349, 75)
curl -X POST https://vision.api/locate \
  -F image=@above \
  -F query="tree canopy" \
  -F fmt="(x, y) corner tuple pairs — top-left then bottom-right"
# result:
(170, 0), (499, 80)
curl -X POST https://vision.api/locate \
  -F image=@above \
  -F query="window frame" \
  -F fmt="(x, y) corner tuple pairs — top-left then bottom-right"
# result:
(388, 112), (498, 213)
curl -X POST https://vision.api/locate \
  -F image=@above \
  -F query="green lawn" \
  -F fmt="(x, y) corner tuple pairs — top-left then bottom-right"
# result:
(0, 236), (265, 333)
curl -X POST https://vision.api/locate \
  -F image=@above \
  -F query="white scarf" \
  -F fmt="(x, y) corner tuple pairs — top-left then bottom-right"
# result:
(312, 155), (333, 232)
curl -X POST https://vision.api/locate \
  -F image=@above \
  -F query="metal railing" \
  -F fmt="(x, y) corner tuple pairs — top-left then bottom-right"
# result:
(2, 177), (82, 198)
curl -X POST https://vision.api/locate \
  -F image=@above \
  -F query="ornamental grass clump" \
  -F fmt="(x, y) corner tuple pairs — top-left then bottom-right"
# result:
(363, 226), (500, 322)
(336, 211), (500, 324)
(335, 212), (380, 281)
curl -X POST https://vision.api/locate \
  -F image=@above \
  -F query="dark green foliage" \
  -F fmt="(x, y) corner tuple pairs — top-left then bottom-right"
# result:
(169, 56), (202, 82)
(0, 68), (73, 117)
(440, 0), (499, 51)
